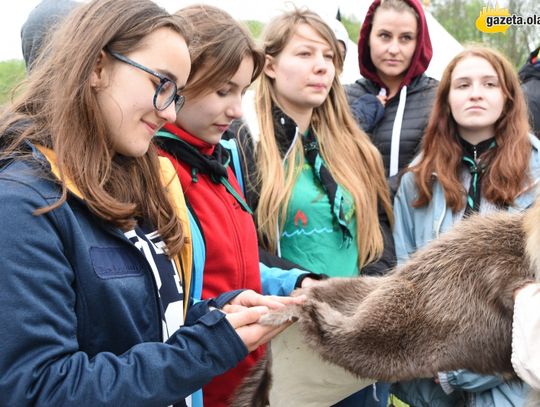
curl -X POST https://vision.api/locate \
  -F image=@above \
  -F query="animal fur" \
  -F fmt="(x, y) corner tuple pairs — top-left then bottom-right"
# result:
(233, 201), (540, 406)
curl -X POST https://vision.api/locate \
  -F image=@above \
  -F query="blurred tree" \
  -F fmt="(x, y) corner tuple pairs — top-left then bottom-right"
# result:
(0, 60), (25, 106)
(431, 0), (540, 67)
(340, 14), (362, 44)
(244, 15), (363, 44)
(244, 20), (264, 40)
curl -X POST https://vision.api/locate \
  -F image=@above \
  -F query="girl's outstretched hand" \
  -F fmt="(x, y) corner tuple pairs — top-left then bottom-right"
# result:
(224, 291), (305, 352)
(227, 289), (305, 310)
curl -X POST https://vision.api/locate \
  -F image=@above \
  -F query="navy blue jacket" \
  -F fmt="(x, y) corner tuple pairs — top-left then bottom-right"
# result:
(0, 149), (247, 406)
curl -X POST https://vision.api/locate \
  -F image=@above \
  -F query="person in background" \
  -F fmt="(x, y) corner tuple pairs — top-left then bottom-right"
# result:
(324, 16), (349, 62)
(392, 45), (538, 407)
(249, 8), (395, 406)
(0, 1), (299, 405)
(155, 5), (319, 406)
(519, 46), (540, 138)
(346, 0), (438, 190)
(20, 0), (80, 72)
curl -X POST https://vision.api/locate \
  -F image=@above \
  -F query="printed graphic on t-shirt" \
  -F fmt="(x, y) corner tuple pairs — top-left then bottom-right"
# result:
(125, 228), (191, 407)
(124, 229), (184, 340)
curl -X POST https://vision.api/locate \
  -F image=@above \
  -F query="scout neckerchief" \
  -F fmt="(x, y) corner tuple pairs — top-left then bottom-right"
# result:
(155, 130), (252, 214)
(459, 136), (496, 216)
(302, 128), (353, 246)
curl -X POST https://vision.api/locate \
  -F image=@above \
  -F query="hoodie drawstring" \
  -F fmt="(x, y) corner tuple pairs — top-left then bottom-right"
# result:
(389, 86), (408, 177)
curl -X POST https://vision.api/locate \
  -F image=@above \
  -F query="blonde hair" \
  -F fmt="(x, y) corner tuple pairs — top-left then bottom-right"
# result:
(255, 8), (393, 268)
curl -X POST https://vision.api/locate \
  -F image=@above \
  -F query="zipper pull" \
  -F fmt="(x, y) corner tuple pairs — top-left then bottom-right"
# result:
(473, 145), (478, 161)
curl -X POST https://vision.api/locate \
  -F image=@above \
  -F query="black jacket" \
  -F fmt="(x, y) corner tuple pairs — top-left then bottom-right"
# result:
(519, 47), (540, 138)
(231, 107), (396, 276)
(345, 74), (438, 177)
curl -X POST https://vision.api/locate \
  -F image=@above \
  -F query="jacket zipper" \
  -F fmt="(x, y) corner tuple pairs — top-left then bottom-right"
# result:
(219, 181), (248, 289)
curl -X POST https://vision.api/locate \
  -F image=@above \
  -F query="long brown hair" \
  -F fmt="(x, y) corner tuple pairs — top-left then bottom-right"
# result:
(255, 8), (393, 268)
(410, 46), (531, 212)
(0, 0), (188, 256)
(175, 4), (264, 99)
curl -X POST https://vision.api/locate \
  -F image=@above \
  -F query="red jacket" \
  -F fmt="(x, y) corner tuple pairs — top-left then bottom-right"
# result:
(158, 123), (264, 407)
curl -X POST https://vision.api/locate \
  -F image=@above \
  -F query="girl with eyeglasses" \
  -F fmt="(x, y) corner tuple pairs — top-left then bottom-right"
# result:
(155, 6), (321, 406)
(0, 0), (299, 405)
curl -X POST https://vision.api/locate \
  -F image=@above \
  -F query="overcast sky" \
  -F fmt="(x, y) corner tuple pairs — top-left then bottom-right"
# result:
(0, 0), (370, 62)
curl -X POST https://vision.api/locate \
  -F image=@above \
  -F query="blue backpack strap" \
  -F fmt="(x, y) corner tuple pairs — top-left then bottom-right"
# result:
(220, 138), (244, 195)
(187, 206), (205, 301)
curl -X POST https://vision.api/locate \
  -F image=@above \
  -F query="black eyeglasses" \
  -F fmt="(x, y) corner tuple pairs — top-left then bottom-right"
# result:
(107, 49), (185, 113)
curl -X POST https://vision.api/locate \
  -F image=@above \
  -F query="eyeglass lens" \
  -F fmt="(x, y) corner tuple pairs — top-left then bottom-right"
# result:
(155, 80), (185, 113)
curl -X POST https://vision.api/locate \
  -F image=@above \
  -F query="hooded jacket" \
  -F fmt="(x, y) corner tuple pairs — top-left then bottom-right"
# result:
(519, 46), (540, 138)
(21, 0), (80, 71)
(0, 140), (248, 407)
(345, 0), (438, 180)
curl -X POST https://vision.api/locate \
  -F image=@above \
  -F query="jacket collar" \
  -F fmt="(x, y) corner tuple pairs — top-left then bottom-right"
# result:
(425, 134), (540, 211)
(357, 74), (431, 97)
(162, 123), (216, 155)
(271, 104), (300, 158)
(35, 144), (84, 200)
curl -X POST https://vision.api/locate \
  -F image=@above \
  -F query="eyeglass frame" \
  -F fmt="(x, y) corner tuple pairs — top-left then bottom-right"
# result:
(106, 48), (185, 113)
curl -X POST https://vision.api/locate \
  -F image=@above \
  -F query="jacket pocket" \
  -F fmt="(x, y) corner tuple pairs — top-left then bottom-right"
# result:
(90, 247), (144, 279)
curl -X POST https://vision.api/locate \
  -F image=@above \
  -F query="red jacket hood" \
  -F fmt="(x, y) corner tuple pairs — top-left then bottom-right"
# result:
(358, 0), (432, 91)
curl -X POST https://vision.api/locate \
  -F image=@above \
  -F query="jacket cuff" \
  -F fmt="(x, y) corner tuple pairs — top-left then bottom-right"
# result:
(295, 272), (328, 288)
(168, 308), (248, 374)
(211, 289), (245, 309)
(183, 289), (244, 326)
(438, 372), (454, 394)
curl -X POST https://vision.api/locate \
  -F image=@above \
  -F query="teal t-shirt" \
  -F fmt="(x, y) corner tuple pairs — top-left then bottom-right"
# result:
(280, 161), (358, 277)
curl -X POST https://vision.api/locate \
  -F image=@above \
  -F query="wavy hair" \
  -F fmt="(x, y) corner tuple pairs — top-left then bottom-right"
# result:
(175, 5), (264, 99)
(410, 45), (532, 212)
(0, 0), (188, 256)
(255, 8), (393, 268)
